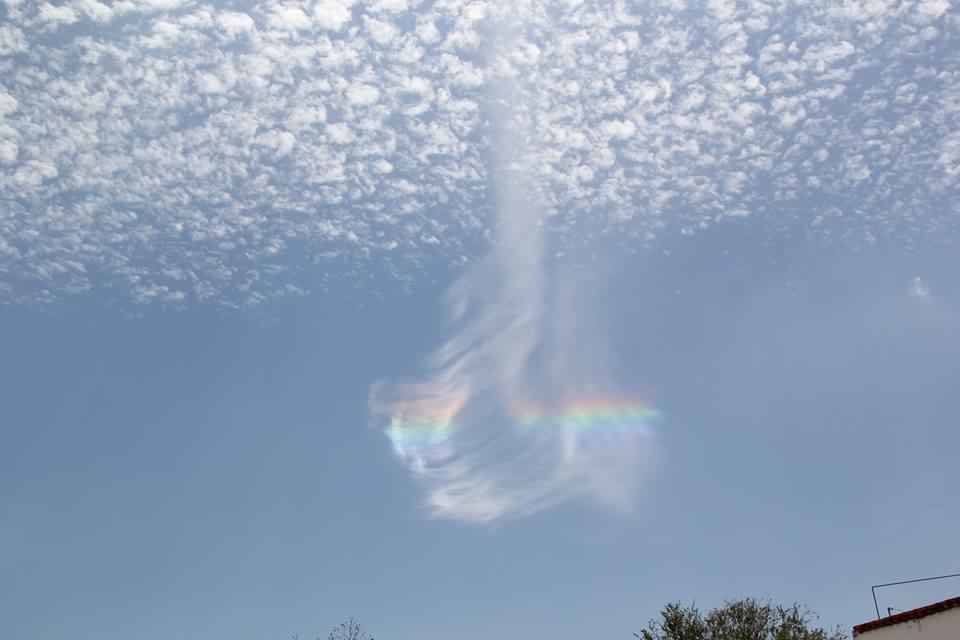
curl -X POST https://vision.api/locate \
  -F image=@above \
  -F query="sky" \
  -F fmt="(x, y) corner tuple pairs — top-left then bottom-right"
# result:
(2, 0), (960, 639)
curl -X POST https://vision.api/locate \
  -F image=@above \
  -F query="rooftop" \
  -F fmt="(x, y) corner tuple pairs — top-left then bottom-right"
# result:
(854, 597), (960, 636)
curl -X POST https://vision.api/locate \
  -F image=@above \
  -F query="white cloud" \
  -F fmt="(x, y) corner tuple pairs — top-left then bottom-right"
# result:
(326, 122), (354, 144)
(256, 130), (297, 157)
(313, 0), (352, 31)
(0, 91), (17, 116)
(13, 160), (58, 188)
(0, 25), (26, 56)
(917, 0), (950, 17)
(414, 15), (440, 43)
(140, 21), (184, 48)
(373, 0), (409, 12)
(269, 4), (313, 31)
(286, 105), (327, 131)
(217, 11), (256, 37)
(601, 119), (636, 140)
(909, 276), (932, 299)
(0, 139), (18, 165)
(195, 72), (228, 94)
(462, 1), (487, 21)
(38, 3), (79, 25)
(804, 41), (856, 71)
(365, 16), (398, 45)
(73, 0), (114, 22)
(346, 83), (380, 106)
(131, 0), (189, 12)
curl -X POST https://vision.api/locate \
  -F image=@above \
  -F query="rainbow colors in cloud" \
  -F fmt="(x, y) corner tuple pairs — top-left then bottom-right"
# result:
(384, 387), (468, 459)
(512, 396), (661, 434)
(385, 392), (660, 464)
(512, 395), (660, 461)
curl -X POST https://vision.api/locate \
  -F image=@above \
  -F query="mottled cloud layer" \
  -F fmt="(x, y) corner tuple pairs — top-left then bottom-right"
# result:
(1, 0), (957, 304)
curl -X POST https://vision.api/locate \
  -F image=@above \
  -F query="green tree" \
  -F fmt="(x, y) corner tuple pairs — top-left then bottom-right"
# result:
(636, 599), (845, 640)
(327, 617), (373, 640)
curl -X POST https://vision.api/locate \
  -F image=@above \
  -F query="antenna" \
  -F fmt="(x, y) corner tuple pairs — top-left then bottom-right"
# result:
(871, 572), (960, 620)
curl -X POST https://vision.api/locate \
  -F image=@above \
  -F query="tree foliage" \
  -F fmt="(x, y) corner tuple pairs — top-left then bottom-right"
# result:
(327, 618), (373, 640)
(637, 599), (846, 640)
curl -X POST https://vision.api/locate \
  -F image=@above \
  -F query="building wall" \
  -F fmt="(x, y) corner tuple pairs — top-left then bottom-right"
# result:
(857, 607), (960, 640)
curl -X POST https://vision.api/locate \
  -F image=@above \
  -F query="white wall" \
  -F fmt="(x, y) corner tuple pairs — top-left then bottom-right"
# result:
(857, 606), (960, 640)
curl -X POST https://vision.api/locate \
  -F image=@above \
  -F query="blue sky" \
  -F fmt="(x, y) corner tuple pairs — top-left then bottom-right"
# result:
(2, 0), (960, 638)
(4, 228), (958, 639)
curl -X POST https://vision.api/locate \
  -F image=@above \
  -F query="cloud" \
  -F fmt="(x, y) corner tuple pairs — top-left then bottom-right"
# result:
(269, 4), (313, 31)
(0, 0), (957, 304)
(0, 25), (27, 56)
(918, 0), (951, 18)
(313, 0), (353, 31)
(909, 276), (932, 299)
(346, 83), (381, 106)
(369, 13), (659, 523)
(216, 11), (256, 37)
(38, 3), (79, 26)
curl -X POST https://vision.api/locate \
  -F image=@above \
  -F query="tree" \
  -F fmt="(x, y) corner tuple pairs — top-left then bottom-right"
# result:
(327, 617), (373, 640)
(636, 599), (846, 640)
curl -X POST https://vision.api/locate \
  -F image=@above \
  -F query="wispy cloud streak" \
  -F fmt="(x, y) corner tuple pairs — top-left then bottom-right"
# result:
(370, 12), (658, 523)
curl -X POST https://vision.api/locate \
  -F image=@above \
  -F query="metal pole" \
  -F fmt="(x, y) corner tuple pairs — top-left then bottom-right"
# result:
(871, 572), (960, 620)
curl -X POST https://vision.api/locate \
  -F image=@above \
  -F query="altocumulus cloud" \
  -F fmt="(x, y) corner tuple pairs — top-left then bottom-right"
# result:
(0, 0), (958, 305)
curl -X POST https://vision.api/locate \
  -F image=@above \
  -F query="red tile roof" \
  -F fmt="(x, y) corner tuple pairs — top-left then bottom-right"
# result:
(854, 596), (960, 636)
